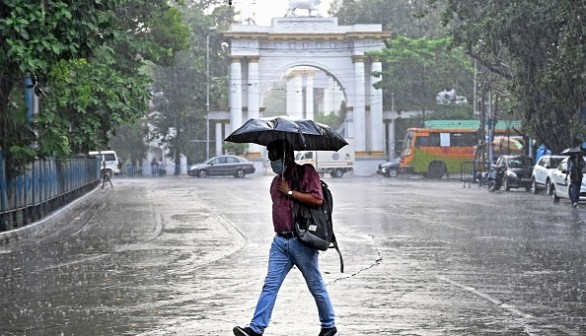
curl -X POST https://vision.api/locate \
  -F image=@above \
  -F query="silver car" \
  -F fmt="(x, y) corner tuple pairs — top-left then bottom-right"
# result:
(530, 154), (568, 194)
(188, 155), (256, 178)
(550, 156), (586, 204)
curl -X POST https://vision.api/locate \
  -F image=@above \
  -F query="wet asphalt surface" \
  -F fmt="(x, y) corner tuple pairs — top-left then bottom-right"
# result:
(0, 174), (585, 336)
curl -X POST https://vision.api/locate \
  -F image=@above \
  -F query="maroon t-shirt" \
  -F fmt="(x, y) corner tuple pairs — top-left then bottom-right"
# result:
(270, 164), (323, 233)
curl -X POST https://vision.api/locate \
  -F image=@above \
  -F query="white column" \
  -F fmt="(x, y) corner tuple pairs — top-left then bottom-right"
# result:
(305, 75), (314, 120)
(247, 58), (262, 155)
(346, 111), (354, 139)
(248, 58), (260, 119)
(286, 75), (303, 119)
(324, 76), (334, 115)
(353, 56), (366, 153)
(215, 122), (223, 156)
(370, 60), (384, 154)
(229, 57), (242, 132)
(387, 120), (396, 160)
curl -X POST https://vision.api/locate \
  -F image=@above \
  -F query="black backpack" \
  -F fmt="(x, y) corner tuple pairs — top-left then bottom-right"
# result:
(292, 165), (344, 273)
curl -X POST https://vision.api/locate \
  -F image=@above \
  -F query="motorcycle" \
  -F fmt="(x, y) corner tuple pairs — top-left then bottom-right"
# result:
(487, 163), (505, 192)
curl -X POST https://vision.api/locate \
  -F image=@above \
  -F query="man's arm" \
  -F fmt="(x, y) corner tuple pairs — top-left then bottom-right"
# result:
(277, 180), (323, 206)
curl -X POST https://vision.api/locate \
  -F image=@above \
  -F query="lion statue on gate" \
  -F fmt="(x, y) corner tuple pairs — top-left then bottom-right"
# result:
(285, 0), (322, 17)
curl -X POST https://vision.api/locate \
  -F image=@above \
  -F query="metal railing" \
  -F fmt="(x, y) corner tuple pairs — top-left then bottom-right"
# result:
(0, 154), (100, 232)
(461, 160), (489, 188)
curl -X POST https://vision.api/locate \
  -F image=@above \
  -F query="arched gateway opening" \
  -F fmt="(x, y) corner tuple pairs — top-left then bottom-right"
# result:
(263, 66), (346, 128)
(222, 16), (390, 175)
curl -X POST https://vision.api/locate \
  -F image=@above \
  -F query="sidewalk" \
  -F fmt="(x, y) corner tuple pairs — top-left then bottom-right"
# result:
(0, 186), (101, 247)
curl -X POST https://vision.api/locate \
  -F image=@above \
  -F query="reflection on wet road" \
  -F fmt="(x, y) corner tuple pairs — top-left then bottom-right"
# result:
(0, 175), (585, 335)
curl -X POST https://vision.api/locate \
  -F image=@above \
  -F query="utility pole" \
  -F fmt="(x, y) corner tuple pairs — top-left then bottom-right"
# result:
(206, 27), (217, 160)
(473, 59), (477, 116)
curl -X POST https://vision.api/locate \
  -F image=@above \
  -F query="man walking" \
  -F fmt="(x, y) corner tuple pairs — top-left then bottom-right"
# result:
(566, 149), (585, 208)
(233, 139), (339, 336)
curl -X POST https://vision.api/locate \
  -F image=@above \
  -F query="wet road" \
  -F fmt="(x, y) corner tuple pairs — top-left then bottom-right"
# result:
(1, 174), (585, 335)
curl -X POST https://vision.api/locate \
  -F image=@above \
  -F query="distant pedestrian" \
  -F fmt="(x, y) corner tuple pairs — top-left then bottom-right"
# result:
(566, 149), (585, 208)
(151, 158), (158, 177)
(158, 159), (165, 176)
(126, 163), (133, 177)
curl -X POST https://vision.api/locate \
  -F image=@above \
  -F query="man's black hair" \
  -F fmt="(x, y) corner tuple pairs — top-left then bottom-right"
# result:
(267, 140), (295, 162)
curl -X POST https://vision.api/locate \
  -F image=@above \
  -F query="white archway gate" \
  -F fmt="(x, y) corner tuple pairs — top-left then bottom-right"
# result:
(223, 17), (390, 175)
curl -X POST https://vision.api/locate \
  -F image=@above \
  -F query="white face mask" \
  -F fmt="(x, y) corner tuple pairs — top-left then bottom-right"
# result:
(270, 159), (286, 174)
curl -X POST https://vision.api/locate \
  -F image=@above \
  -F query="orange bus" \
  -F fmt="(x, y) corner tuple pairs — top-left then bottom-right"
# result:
(399, 128), (478, 178)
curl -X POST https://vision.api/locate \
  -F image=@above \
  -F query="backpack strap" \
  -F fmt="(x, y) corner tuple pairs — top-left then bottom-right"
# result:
(332, 233), (344, 273)
(290, 164), (304, 221)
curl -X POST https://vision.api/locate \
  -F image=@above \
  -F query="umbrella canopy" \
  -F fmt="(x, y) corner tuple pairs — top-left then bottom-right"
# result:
(561, 146), (582, 154)
(224, 117), (348, 151)
(492, 136), (524, 151)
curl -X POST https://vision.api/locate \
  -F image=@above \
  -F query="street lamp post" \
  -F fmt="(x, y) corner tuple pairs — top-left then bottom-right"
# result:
(206, 27), (217, 160)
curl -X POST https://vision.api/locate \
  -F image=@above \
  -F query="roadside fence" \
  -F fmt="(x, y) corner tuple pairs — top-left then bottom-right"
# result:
(0, 153), (100, 233)
(461, 160), (489, 188)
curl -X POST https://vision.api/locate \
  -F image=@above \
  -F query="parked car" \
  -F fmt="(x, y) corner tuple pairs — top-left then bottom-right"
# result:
(495, 155), (534, 191)
(550, 156), (586, 204)
(188, 155), (256, 178)
(89, 150), (120, 178)
(530, 154), (568, 194)
(376, 157), (400, 178)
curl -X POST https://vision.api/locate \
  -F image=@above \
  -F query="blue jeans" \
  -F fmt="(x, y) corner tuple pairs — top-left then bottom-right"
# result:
(249, 235), (336, 334)
(570, 180), (582, 204)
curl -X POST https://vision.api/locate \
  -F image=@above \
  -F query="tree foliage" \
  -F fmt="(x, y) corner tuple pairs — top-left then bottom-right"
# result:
(0, 0), (118, 175)
(0, 0), (190, 177)
(150, 50), (203, 174)
(434, 0), (586, 152)
(38, 47), (152, 156)
(331, 0), (446, 38)
(148, 3), (234, 167)
(110, 119), (149, 168)
(370, 36), (474, 117)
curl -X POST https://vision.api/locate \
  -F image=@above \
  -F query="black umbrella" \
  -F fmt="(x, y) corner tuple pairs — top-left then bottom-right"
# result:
(561, 146), (582, 154)
(224, 117), (348, 151)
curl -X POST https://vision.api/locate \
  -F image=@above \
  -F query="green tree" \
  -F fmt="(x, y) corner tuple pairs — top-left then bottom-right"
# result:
(433, 0), (586, 153)
(0, 0), (190, 177)
(110, 119), (149, 169)
(331, 0), (446, 38)
(150, 51), (204, 175)
(370, 36), (474, 117)
(37, 48), (152, 156)
(106, 3), (191, 166)
(0, 0), (119, 176)
(148, 3), (233, 169)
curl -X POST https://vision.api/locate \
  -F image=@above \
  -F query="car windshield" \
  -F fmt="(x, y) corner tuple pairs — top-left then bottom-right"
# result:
(507, 157), (533, 168)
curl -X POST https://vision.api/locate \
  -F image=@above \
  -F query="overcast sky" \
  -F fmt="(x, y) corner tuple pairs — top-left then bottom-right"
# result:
(234, 0), (336, 26)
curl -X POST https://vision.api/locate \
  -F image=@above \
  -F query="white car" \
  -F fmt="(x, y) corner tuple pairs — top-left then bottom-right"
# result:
(89, 150), (120, 178)
(530, 154), (568, 194)
(550, 156), (586, 204)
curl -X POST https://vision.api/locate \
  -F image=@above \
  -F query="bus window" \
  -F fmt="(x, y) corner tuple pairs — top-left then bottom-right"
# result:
(451, 132), (478, 147)
(416, 136), (428, 147)
(439, 133), (450, 147)
(416, 133), (440, 147)
(430, 133), (440, 146)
